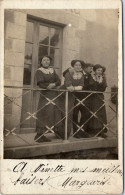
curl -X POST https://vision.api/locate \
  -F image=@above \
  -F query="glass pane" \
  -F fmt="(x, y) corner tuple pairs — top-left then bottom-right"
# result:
(23, 65), (31, 85)
(39, 25), (49, 45)
(24, 43), (32, 64)
(38, 46), (49, 65)
(50, 28), (60, 47)
(26, 21), (33, 42)
(39, 45), (48, 57)
(50, 48), (60, 71)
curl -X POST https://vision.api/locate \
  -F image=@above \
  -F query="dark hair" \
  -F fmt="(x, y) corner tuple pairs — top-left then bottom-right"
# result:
(93, 64), (106, 72)
(84, 63), (94, 69)
(71, 60), (85, 68)
(40, 55), (52, 66)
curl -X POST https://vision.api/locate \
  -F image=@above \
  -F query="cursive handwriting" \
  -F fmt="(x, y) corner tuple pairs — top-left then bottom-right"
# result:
(13, 162), (65, 173)
(12, 172), (50, 186)
(10, 162), (123, 190)
(61, 176), (111, 189)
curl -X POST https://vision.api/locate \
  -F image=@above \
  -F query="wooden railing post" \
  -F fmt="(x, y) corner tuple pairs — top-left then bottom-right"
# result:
(65, 91), (68, 140)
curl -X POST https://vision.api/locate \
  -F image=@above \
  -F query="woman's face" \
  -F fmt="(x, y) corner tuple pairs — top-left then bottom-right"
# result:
(85, 66), (93, 74)
(41, 57), (50, 68)
(73, 61), (82, 72)
(95, 68), (103, 76)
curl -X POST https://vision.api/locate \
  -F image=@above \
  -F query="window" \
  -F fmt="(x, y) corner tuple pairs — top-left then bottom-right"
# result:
(23, 21), (34, 85)
(21, 18), (63, 130)
(23, 18), (63, 86)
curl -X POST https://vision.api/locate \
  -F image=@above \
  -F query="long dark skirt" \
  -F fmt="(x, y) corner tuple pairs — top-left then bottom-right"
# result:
(86, 93), (107, 136)
(73, 92), (92, 135)
(54, 91), (75, 139)
(36, 90), (63, 137)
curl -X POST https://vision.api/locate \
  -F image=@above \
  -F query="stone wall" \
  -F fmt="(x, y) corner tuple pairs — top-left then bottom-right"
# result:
(4, 10), (26, 132)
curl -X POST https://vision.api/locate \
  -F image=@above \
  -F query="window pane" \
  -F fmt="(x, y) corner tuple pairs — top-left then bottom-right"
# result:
(23, 65), (31, 85)
(50, 48), (60, 68)
(39, 45), (48, 57)
(26, 21), (33, 42)
(39, 25), (49, 45)
(38, 45), (49, 65)
(50, 28), (60, 47)
(24, 43), (32, 64)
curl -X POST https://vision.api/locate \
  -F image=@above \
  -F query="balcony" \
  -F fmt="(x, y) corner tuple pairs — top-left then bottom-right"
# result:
(4, 86), (118, 159)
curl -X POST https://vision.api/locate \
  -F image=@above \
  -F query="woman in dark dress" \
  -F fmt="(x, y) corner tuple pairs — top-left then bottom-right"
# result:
(34, 55), (61, 142)
(59, 60), (85, 138)
(86, 64), (108, 138)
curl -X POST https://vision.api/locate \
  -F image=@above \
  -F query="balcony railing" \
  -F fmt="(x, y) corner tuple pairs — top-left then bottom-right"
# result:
(4, 86), (118, 159)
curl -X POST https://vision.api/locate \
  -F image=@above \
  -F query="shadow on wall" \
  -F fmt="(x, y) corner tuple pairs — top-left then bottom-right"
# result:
(79, 10), (118, 88)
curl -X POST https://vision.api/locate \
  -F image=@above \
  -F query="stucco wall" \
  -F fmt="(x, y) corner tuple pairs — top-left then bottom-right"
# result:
(79, 9), (118, 88)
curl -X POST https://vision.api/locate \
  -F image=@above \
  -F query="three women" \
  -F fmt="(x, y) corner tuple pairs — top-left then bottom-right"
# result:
(35, 55), (107, 142)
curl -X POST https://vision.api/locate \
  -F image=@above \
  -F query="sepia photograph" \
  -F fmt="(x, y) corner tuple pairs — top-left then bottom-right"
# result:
(0, 0), (123, 194)
(4, 8), (119, 159)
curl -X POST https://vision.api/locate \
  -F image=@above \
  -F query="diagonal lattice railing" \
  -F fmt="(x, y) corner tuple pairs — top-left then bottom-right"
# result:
(67, 91), (117, 139)
(4, 87), (66, 144)
(4, 86), (118, 146)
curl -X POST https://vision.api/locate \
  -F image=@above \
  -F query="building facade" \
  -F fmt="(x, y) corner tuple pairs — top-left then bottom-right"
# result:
(4, 9), (118, 133)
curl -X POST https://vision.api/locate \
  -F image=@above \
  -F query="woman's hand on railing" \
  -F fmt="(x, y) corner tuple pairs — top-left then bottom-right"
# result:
(67, 86), (74, 92)
(67, 85), (83, 92)
(47, 83), (56, 89)
(4, 86), (116, 94)
(74, 86), (83, 91)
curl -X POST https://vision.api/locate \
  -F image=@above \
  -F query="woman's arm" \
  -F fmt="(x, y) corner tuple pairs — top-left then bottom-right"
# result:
(88, 76), (107, 92)
(64, 72), (74, 91)
(97, 79), (107, 91)
(73, 75), (84, 91)
(36, 70), (49, 89)
(64, 72), (73, 88)
(64, 72), (84, 91)
(54, 71), (61, 86)
(74, 86), (83, 90)
(88, 82), (107, 92)
(38, 82), (49, 89)
(96, 75), (107, 91)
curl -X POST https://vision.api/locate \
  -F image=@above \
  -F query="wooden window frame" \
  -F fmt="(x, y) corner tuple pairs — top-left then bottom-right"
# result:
(23, 17), (63, 89)
(21, 17), (63, 131)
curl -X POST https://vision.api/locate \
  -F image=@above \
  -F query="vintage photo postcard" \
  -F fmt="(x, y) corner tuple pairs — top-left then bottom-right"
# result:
(0, 0), (123, 194)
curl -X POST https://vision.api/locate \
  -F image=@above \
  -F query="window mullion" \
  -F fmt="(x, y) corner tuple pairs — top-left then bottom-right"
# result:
(48, 27), (51, 55)
(32, 21), (39, 87)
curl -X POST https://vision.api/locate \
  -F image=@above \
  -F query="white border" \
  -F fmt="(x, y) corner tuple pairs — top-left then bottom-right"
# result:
(0, 0), (123, 194)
